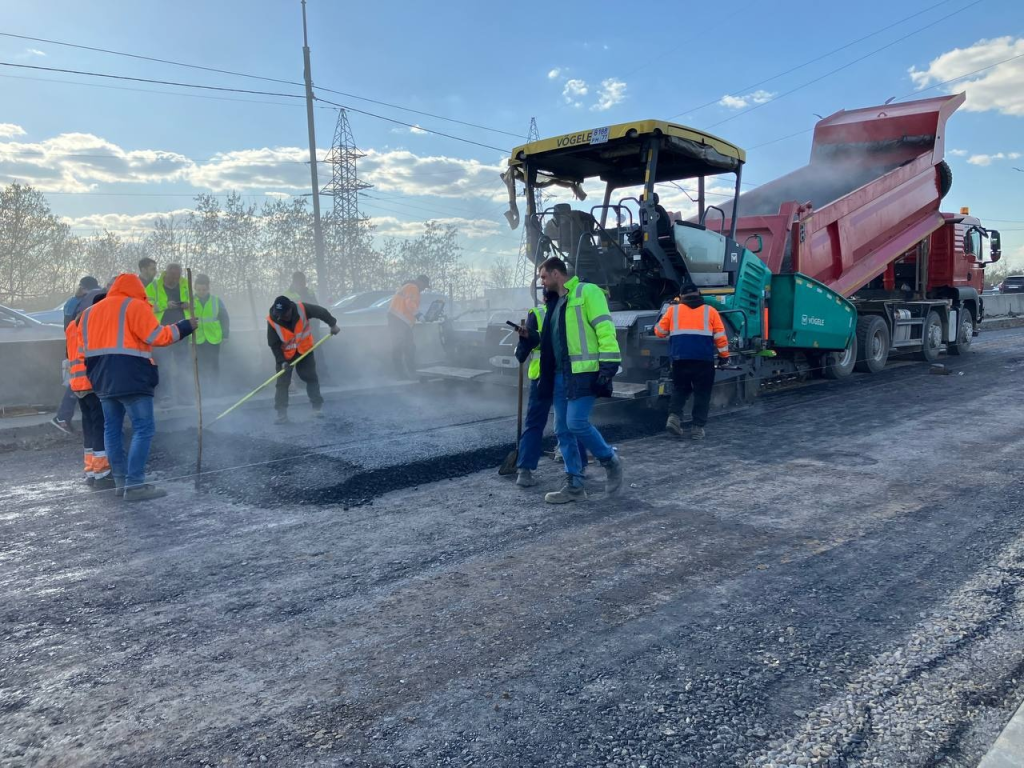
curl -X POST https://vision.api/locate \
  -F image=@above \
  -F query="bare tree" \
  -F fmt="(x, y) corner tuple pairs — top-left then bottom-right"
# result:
(486, 256), (516, 290)
(0, 183), (76, 302)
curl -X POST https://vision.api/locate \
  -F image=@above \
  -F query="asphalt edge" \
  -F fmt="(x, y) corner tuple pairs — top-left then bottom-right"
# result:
(978, 699), (1024, 767)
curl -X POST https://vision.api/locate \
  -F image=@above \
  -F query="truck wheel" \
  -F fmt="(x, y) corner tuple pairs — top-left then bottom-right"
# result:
(915, 310), (943, 362)
(854, 315), (890, 373)
(948, 308), (974, 356)
(938, 161), (953, 199)
(823, 335), (858, 380)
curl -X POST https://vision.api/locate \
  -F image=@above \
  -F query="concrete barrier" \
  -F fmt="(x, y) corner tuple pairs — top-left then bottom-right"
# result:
(984, 293), (1024, 318)
(0, 322), (449, 410)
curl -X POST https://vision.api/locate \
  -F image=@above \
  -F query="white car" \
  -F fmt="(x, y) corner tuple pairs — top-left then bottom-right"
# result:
(0, 305), (66, 341)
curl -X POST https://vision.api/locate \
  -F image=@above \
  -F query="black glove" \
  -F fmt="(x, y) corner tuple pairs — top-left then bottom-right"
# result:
(594, 363), (617, 397)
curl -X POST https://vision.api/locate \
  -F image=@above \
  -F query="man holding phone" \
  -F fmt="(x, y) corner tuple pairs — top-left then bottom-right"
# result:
(145, 263), (192, 405)
(511, 313), (588, 488)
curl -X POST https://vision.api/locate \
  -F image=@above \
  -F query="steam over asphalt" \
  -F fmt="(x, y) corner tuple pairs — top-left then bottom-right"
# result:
(2, 328), (1024, 766)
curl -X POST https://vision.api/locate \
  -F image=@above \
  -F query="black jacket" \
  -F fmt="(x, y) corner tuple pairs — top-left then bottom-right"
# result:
(267, 300), (337, 365)
(514, 290), (615, 401)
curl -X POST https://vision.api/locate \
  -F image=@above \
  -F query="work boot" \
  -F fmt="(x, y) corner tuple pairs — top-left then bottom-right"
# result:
(602, 451), (623, 494)
(50, 416), (73, 435)
(691, 426), (706, 441)
(123, 484), (168, 502)
(544, 483), (587, 505)
(92, 476), (116, 492)
(665, 413), (687, 437)
(274, 411), (289, 425)
(84, 476), (95, 488)
(516, 469), (537, 488)
(312, 408), (324, 420)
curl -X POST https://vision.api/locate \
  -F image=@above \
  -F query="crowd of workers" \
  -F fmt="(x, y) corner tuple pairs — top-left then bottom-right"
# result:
(51, 252), (725, 504)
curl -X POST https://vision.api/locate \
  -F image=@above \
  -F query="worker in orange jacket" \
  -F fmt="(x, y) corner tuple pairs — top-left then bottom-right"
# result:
(65, 288), (113, 491)
(81, 273), (197, 501)
(387, 275), (430, 379)
(654, 285), (730, 440)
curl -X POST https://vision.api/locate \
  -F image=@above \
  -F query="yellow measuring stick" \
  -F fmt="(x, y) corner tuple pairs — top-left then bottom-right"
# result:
(212, 334), (332, 423)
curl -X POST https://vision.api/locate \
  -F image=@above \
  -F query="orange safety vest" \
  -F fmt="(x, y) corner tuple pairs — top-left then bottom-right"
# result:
(388, 282), (420, 326)
(80, 274), (185, 362)
(654, 301), (730, 360)
(267, 301), (314, 360)
(65, 317), (91, 392)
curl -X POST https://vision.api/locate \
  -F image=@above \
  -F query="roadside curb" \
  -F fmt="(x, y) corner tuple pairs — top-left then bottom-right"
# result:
(981, 316), (1024, 331)
(978, 698), (1024, 767)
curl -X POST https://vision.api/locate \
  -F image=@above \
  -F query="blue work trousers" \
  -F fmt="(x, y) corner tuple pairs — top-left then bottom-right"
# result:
(553, 373), (614, 487)
(517, 380), (587, 471)
(100, 395), (156, 489)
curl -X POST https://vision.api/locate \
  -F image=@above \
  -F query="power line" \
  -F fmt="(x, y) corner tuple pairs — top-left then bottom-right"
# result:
(0, 60), (513, 154)
(0, 31), (524, 139)
(669, 0), (957, 120)
(706, 0), (984, 128)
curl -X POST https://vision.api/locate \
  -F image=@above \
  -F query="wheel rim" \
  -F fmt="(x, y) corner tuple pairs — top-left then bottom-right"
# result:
(927, 320), (942, 350)
(959, 316), (972, 347)
(871, 331), (884, 361)
(839, 343), (854, 367)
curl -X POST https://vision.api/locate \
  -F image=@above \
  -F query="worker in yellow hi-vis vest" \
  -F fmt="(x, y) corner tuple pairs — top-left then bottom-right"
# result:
(192, 273), (230, 397)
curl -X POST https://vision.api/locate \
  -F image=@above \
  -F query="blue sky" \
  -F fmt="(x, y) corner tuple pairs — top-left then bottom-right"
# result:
(0, 0), (1022, 268)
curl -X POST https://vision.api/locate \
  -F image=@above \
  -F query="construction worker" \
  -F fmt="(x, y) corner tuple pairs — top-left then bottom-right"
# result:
(51, 275), (101, 435)
(192, 274), (230, 396)
(285, 271), (330, 384)
(654, 285), (730, 440)
(138, 257), (158, 289)
(387, 275), (430, 379)
(513, 302), (588, 488)
(81, 273), (197, 501)
(267, 295), (341, 424)
(530, 256), (622, 504)
(66, 288), (113, 491)
(145, 262), (192, 405)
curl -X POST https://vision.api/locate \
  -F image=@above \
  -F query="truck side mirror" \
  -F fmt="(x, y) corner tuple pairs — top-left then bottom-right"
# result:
(744, 234), (764, 254)
(990, 230), (1002, 262)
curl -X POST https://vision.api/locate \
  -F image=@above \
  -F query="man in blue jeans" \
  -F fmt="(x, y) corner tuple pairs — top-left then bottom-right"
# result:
(513, 303), (588, 487)
(520, 256), (623, 504)
(82, 273), (197, 501)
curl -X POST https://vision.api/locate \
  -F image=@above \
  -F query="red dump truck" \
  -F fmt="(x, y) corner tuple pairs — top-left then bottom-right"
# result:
(722, 93), (1002, 375)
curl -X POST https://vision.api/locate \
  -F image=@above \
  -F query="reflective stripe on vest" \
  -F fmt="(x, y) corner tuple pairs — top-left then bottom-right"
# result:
(194, 296), (223, 345)
(81, 298), (156, 360)
(566, 280), (621, 372)
(527, 306), (545, 380)
(267, 302), (314, 360)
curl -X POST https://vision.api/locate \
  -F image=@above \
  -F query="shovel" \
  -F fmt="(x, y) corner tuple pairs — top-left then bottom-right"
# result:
(498, 363), (525, 475)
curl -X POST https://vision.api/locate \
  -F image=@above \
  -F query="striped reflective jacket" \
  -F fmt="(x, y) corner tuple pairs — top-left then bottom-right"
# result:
(563, 276), (621, 374)
(654, 300), (729, 361)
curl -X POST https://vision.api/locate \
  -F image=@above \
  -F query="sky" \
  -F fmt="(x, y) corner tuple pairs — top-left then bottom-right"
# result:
(0, 0), (1022, 272)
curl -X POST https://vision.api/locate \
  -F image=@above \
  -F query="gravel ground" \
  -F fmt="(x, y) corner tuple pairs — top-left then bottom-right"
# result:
(2, 330), (1024, 767)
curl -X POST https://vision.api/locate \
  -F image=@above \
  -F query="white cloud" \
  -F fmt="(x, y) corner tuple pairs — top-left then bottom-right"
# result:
(0, 123), (26, 138)
(948, 148), (969, 156)
(909, 36), (1024, 116)
(26, 48), (45, 57)
(187, 147), (309, 191)
(592, 78), (627, 111)
(359, 149), (505, 200)
(368, 215), (500, 239)
(718, 90), (776, 109)
(547, 68), (562, 80)
(62, 209), (192, 236)
(966, 151), (1021, 166)
(0, 132), (194, 192)
(563, 79), (589, 107)
(409, 125), (426, 135)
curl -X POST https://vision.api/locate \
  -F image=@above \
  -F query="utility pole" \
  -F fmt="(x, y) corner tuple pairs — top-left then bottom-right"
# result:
(300, 0), (328, 295)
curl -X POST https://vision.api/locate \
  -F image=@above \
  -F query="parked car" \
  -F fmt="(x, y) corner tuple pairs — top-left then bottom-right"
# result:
(331, 290), (391, 314)
(27, 302), (67, 326)
(998, 276), (1024, 294)
(337, 291), (452, 327)
(0, 305), (67, 341)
